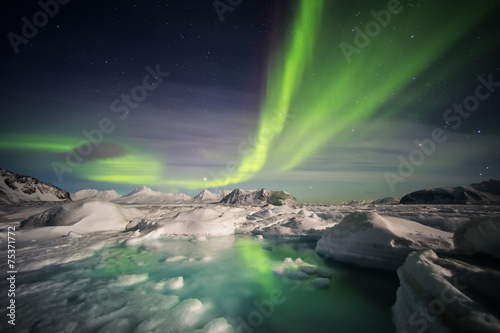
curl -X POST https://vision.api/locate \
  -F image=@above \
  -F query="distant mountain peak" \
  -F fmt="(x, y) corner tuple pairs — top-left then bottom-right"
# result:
(193, 189), (216, 201)
(125, 186), (156, 196)
(220, 188), (296, 206)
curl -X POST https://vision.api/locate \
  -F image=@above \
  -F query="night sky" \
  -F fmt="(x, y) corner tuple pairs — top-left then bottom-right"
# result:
(1, 0), (499, 203)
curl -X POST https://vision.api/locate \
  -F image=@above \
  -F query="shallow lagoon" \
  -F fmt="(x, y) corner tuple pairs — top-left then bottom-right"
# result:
(9, 235), (399, 332)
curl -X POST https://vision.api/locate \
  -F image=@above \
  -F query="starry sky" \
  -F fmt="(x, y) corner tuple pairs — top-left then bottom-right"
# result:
(0, 0), (499, 203)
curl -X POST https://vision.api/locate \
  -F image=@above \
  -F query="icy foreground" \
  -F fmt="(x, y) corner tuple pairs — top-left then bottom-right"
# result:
(1, 190), (499, 332)
(315, 212), (454, 270)
(394, 250), (500, 333)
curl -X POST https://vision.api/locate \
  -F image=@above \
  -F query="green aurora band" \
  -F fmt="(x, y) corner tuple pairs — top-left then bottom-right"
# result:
(1, 0), (498, 189)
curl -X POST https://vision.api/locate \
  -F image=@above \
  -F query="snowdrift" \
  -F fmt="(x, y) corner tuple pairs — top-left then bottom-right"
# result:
(315, 212), (454, 270)
(144, 207), (235, 237)
(21, 200), (127, 232)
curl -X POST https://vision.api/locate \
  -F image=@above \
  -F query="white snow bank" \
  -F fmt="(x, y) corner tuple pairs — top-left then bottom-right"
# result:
(315, 212), (454, 270)
(21, 200), (127, 231)
(14, 201), (129, 244)
(239, 205), (334, 238)
(144, 207), (235, 237)
(393, 249), (500, 333)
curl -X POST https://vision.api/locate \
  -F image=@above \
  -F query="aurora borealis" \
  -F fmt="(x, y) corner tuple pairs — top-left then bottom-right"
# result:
(1, 0), (499, 202)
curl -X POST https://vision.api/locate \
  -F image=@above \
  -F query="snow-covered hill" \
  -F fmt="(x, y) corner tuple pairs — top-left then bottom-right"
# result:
(21, 200), (127, 231)
(400, 179), (500, 204)
(71, 189), (121, 201)
(0, 168), (71, 204)
(113, 186), (192, 204)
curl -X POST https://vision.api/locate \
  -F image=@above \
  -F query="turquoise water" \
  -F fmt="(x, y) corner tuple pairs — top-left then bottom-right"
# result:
(12, 235), (399, 332)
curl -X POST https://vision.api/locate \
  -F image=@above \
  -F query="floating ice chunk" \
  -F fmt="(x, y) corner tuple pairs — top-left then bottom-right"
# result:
(289, 270), (309, 280)
(133, 316), (167, 332)
(311, 278), (330, 288)
(114, 273), (148, 286)
(199, 317), (234, 333)
(165, 255), (187, 262)
(316, 267), (333, 278)
(273, 257), (317, 279)
(98, 318), (133, 333)
(169, 298), (206, 328)
(299, 265), (317, 274)
(155, 276), (184, 290)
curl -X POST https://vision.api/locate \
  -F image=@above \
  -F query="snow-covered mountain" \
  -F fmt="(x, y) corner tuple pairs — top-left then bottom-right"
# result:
(71, 189), (121, 201)
(220, 188), (296, 206)
(112, 186), (192, 204)
(400, 179), (500, 204)
(0, 168), (71, 204)
(193, 189), (232, 202)
(193, 189), (218, 202)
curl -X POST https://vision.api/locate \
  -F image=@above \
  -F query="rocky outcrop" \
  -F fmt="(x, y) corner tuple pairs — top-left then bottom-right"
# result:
(220, 188), (296, 206)
(0, 168), (71, 204)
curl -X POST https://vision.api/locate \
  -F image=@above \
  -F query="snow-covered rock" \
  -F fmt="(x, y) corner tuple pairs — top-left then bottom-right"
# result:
(71, 189), (121, 201)
(393, 249), (500, 333)
(315, 212), (454, 270)
(453, 216), (500, 259)
(400, 179), (500, 205)
(0, 168), (71, 204)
